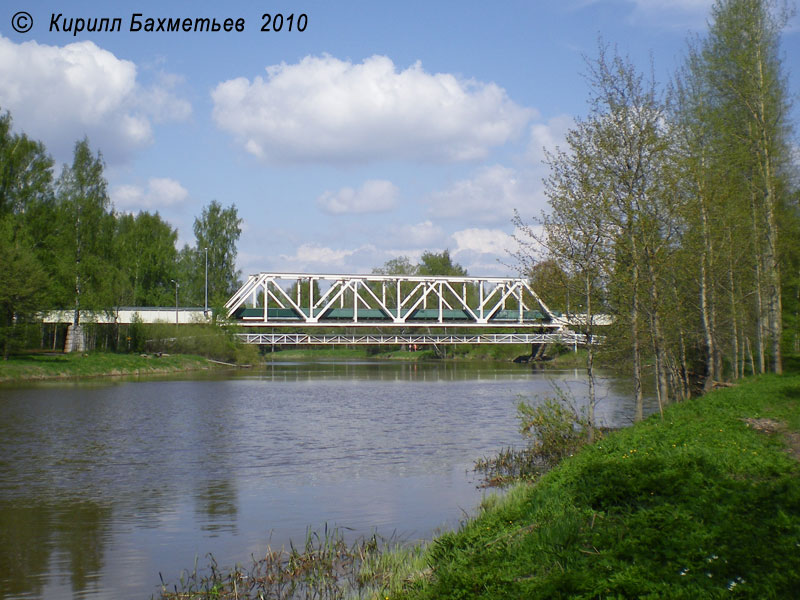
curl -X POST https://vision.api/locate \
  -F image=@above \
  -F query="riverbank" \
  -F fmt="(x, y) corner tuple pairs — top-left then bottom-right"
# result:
(396, 372), (800, 598)
(0, 352), (219, 383)
(264, 345), (587, 365)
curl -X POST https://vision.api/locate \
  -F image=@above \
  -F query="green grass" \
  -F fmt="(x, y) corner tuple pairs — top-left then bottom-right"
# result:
(263, 344), (537, 363)
(157, 527), (430, 600)
(264, 347), (378, 360)
(0, 352), (215, 382)
(398, 373), (800, 599)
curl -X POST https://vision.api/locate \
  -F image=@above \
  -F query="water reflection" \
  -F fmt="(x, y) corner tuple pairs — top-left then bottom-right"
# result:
(0, 361), (655, 599)
(194, 480), (238, 535)
(0, 499), (112, 599)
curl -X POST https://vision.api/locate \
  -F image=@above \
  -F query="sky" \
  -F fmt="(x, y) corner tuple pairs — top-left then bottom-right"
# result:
(1, 1), (798, 280)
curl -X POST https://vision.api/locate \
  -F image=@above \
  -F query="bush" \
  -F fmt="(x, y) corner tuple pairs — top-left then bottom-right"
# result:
(122, 321), (259, 364)
(475, 390), (598, 487)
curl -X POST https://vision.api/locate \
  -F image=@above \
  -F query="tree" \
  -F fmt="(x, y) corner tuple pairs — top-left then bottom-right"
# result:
(417, 250), (468, 277)
(113, 211), (178, 306)
(516, 146), (609, 431)
(0, 111), (54, 218)
(54, 139), (115, 325)
(0, 111), (54, 339)
(672, 0), (796, 378)
(372, 256), (417, 276)
(191, 201), (242, 308)
(525, 259), (576, 315)
(0, 217), (47, 358)
(698, 0), (793, 374)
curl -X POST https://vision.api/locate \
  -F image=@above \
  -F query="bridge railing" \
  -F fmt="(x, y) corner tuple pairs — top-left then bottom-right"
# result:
(234, 331), (601, 346)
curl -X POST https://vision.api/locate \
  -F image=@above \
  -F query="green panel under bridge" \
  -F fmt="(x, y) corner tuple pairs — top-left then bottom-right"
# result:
(232, 307), (550, 323)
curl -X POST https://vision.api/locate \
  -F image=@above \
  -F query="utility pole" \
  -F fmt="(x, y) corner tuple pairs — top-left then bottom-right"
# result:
(204, 247), (209, 318)
(171, 279), (180, 325)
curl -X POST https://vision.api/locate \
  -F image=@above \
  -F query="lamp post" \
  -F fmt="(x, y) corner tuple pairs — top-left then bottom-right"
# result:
(204, 247), (208, 318)
(170, 279), (179, 325)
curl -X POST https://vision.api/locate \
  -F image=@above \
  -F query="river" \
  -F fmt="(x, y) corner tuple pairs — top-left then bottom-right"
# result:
(0, 360), (656, 599)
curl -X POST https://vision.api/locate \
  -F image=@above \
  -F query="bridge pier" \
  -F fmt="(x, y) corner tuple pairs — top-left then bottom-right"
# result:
(64, 324), (85, 353)
(531, 342), (547, 361)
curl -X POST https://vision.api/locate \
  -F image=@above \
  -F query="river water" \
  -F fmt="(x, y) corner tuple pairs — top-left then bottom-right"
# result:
(0, 360), (655, 599)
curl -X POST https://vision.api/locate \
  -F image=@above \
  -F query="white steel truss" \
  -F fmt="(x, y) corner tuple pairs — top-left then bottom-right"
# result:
(225, 273), (565, 328)
(235, 332), (599, 346)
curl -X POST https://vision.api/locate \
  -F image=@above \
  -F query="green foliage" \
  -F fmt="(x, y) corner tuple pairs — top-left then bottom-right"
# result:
(475, 391), (597, 487)
(417, 250), (468, 277)
(128, 321), (258, 365)
(517, 395), (594, 463)
(0, 111), (54, 218)
(374, 250), (468, 278)
(0, 352), (211, 382)
(114, 212), (178, 306)
(189, 201), (242, 307)
(373, 255), (417, 276)
(54, 139), (117, 316)
(0, 217), (47, 359)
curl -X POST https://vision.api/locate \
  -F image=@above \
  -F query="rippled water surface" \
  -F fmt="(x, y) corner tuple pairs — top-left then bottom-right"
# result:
(0, 360), (655, 599)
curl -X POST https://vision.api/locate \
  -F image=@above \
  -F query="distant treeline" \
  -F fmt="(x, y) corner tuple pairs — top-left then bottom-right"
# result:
(0, 115), (242, 357)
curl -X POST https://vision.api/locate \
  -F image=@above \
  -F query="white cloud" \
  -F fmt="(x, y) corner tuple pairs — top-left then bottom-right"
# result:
(278, 243), (380, 273)
(449, 227), (540, 276)
(387, 220), (445, 247)
(317, 179), (399, 214)
(451, 228), (517, 256)
(527, 115), (573, 164)
(428, 165), (526, 224)
(0, 36), (190, 163)
(211, 54), (532, 164)
(629, 0), (711, 12)
(622, 0), (713, 26)
(111, 178), (189, 212)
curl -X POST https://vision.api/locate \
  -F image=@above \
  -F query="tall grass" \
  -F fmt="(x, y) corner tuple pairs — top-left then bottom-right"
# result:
(156, 526), (429, 600)
(474, 391), (599, 487)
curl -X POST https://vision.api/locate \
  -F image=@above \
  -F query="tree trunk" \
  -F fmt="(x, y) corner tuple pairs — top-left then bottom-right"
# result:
(631, 243), (644, 421)
(585, 272), (595, 443)
(700, 196), (716, 392)
(727, 232), (739, 380)
(750, 191), (766, 374)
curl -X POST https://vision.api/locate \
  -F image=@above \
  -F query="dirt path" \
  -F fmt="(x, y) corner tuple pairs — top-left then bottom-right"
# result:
(743, 417), (800, 462)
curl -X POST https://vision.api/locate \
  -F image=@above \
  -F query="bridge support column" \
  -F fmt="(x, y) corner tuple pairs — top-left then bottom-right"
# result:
(64, 324), (85, 353)
(531, 342), (547, 361)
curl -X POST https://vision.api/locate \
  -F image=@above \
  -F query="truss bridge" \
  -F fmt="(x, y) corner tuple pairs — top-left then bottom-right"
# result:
(226, 273), (597, 347)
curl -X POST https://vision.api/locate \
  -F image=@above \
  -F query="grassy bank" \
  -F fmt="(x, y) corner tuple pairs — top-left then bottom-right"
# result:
(0, 352), (217, 383)
(263, 344), (582, 364)
(398, 373), (800, 599)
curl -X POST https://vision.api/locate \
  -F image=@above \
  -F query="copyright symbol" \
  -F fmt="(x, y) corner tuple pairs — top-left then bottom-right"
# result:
(12, 11), (33, 33)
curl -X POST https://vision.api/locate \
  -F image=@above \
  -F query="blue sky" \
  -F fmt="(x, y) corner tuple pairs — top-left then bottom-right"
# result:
(1, 1), (798, 278)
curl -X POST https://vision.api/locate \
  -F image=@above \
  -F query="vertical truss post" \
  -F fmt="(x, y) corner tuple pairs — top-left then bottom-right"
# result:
(396, 280), (401, 321)
(438, 281), (443, 323)
(479, 281), (484, 321)
(309, 277), (315, 321)
(264, 282), (269, 323)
